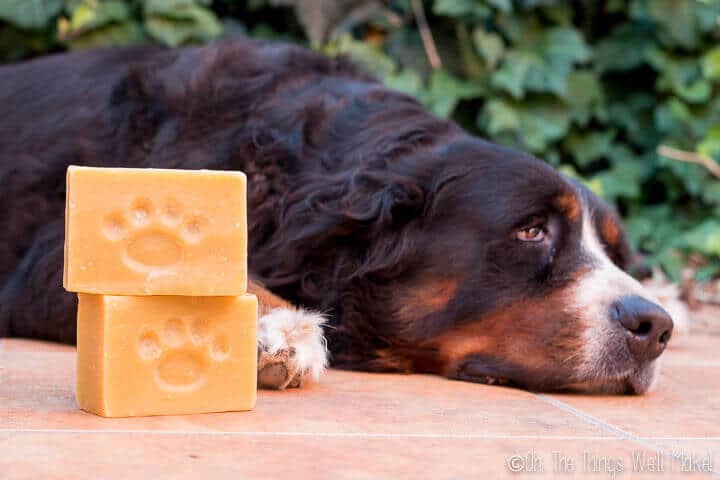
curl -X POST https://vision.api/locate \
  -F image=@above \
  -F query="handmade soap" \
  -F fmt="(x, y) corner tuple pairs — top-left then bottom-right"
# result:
(76, 293), (258, 417)
(64, 166), (247, 295)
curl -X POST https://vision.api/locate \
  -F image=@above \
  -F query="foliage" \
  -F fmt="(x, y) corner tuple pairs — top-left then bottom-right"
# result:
(1, 0), (720, 279)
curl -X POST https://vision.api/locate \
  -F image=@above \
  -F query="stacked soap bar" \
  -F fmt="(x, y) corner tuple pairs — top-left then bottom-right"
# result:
(64, 166), (257, 417)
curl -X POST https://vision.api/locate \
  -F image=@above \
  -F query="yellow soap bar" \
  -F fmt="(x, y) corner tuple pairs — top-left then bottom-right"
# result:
(76, 294), (258, 417)
(63, 166), (247, 295)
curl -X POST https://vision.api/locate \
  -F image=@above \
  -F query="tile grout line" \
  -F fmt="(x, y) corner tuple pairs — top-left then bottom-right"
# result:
(535, 394), (661, 447)
(0, 429), (619, 439)
(1, 428), (720, 441)
(535, 394), (719, 477)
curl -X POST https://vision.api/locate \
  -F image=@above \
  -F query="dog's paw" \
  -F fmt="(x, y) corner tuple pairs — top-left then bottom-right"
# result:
(257, 307), (328, 390)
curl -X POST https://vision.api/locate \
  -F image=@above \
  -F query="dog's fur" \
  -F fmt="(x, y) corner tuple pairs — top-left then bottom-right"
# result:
(0, 39), (672, 393)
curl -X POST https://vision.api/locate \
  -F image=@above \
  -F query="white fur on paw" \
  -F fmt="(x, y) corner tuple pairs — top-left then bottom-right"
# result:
(257, 307), (328, 390)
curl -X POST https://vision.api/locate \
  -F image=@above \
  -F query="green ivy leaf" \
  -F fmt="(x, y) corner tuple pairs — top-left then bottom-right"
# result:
(490, 51), (536, 99)
(385, 68), (423, 97)
(698, 125), (720, 158)
(481, 97), (571, 153)
(472, 26), (504, 70)
(594, 24), (657, 73)
(486, 0), (512, 13)
(542, 3), (571, 25)
(495, 10), (540, 43)
(625, 204), (692, 257)
(684, 220), (720, 257)
(607, 92), (658, 148)
(60, 1), (130, 36)
(146, 13), (221, 46)
(66, 21), (145, 49)
(702, 181), (720, 206)
(0, 0), (62, 30)
(491, 27), (590, 98)
(632, 0), (718, 49)
(482, 98), (520, 134)
(143, 1), (223, 46)
(432, 0), (490, 18)
(563, 130), (615, 168)
(144, 0), (213, 16)
(702, 47), (720, 80)
(426, 69), (484, 117)
(592, 157), (645, 201)
(651, 51), (711, 104)
(563, 71), (605, 126)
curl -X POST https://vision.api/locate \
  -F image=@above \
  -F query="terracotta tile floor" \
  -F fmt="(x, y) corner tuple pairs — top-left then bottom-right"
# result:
(1, 326), (719, 479)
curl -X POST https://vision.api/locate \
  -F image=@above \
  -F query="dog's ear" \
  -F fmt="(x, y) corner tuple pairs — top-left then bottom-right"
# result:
(252, 162), (429, 292)
(308, 166), (427, 235)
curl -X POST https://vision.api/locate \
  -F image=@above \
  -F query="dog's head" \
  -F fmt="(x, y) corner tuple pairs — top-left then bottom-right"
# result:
(371, 138), (673, 394)
(232, 45), (673, 394)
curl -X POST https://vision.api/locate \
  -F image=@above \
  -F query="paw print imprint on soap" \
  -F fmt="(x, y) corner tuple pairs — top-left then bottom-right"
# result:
(137, 316), (230, 391)
(102, 197), (208, 271)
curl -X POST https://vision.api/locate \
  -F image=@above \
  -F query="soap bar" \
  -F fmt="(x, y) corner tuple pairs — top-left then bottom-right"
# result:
(76, 293), (258, 417)
(64, 166), (247, 295)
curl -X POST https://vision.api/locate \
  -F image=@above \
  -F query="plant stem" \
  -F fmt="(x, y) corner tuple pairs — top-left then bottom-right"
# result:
(657, 145), (720, 180)
(411, 0), (442, 70)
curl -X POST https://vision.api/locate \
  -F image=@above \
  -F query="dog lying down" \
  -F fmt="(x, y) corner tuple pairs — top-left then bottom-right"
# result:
(0, 39), (686, 394)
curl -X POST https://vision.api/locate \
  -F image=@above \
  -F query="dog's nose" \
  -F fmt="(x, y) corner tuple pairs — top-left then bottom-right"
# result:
(611, 296), (673, 362)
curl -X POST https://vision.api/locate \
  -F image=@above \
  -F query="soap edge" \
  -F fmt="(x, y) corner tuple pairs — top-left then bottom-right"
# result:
(62, 166), (72, 289)
(76, 293), (109, 416)
(65, 165), (247, 180)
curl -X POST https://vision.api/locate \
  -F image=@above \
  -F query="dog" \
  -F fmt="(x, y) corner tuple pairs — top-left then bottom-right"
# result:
(0, 38), (674, 394)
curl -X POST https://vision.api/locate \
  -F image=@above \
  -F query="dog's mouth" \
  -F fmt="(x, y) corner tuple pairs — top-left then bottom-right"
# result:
(454, 360), (517, 388)
(454, 357), (659, 395)
(559, 362), (659, 395)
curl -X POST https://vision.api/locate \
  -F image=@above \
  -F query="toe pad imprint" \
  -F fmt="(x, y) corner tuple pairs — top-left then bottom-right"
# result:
(102, 197), (208, 271)
(137, 315), (229, 391)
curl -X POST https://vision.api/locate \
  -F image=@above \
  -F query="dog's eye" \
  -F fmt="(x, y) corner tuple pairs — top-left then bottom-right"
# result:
(517, 226), (546, 242)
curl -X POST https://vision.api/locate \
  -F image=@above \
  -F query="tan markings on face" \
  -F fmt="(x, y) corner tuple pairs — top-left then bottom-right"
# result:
(394, 277), (460, 321)
(553, 192), (581, 222)
(600, 217), (621, 250)
(422, 289), (585, 380)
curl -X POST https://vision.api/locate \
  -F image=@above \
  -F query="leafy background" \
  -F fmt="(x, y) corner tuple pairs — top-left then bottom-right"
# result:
(2, 0), (720, 282)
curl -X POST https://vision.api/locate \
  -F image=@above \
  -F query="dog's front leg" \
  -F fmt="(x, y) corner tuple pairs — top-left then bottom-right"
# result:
(249, 280), (328, 389)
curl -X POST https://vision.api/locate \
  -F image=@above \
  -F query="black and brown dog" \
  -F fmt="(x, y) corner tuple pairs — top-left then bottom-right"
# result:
(0, 39), (673, 393)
